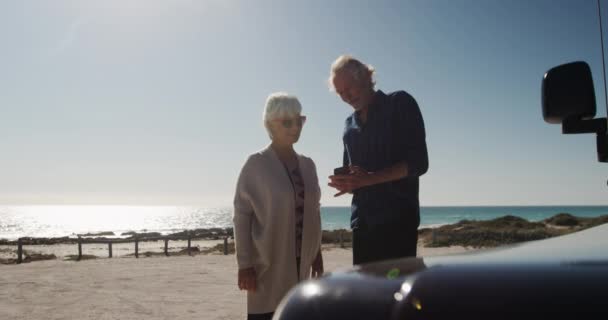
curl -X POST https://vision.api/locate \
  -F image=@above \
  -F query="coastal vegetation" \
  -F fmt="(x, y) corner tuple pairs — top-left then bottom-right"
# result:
(1, 213), (607, 264)
(321, 213), (608, 248)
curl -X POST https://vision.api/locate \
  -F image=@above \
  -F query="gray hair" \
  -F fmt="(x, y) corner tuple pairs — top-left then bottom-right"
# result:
(263, 92), (302, 139)
(328, 55), (376, 91)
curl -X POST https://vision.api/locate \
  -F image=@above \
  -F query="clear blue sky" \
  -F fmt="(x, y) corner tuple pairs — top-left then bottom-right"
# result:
(1, 0), (606, 206)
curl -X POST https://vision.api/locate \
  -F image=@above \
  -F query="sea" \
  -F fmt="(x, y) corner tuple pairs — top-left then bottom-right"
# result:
(1, 205), (607, 241)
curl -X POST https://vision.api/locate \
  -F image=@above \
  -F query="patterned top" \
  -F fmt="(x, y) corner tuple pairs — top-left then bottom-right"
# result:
(284, 161), (305, 258)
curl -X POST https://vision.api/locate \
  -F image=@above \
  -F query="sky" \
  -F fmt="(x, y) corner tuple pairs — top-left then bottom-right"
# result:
(1, 0), (607, 207)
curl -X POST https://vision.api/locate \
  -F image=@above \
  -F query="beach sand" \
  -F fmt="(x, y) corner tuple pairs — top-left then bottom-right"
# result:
(0, 243), (474, 320)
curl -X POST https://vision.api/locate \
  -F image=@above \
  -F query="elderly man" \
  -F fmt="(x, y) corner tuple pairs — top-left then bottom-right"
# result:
(327, 55), (429, 265)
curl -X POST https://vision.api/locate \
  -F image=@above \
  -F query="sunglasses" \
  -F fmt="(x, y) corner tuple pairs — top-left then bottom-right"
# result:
(272, 116), (307, 129)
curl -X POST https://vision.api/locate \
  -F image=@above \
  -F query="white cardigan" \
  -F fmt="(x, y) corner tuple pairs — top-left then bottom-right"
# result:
(233, 145), (322, 314)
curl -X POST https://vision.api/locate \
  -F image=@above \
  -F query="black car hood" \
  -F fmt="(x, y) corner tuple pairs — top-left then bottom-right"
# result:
(274, 223), (608, 319)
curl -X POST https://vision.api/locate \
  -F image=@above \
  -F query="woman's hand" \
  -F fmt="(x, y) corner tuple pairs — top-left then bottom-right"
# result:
(238, 267), (257, 291)
(311, 250), (324, 278)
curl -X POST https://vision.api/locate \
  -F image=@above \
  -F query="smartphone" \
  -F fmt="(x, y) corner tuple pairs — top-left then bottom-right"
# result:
(333, 166), (350, 175)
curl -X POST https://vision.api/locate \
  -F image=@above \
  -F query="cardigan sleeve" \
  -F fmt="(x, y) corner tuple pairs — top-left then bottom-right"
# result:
(232, 155), (256, 269)
(310, 158), (322, 209)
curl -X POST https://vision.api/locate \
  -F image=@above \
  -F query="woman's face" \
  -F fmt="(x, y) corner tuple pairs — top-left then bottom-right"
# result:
(269, 115), (307, 146)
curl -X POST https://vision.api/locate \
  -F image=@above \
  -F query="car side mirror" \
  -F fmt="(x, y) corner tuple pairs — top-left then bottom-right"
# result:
(542, 61), (597, 124)
(541, 61), (607, 163)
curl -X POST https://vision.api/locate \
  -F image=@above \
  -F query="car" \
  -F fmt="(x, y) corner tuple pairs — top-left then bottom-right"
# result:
(272, 62), (608, 319)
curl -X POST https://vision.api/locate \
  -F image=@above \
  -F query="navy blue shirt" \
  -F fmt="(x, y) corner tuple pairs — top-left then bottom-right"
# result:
(343, 90), (429, 230)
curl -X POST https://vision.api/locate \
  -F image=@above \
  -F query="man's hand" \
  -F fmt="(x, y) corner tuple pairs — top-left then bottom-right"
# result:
(238, 267), (257, 291)
(311, 250), (324, 278)
(328, 166), (373, 196)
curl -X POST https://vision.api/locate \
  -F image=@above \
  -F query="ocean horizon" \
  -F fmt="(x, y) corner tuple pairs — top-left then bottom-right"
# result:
(1, 205), (608, 241)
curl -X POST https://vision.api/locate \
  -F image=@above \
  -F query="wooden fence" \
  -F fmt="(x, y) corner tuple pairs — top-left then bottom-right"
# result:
(15, 235), (230, 264)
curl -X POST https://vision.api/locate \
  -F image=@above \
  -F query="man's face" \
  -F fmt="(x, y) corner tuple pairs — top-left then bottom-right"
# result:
(332, 70), (374, 111)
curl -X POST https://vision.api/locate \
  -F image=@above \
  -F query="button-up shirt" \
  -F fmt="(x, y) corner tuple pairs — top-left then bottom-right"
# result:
(342, 90), (429, 229)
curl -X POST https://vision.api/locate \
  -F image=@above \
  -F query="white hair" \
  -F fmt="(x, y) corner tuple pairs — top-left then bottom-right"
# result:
(263, 92), (302, 139)
(328, 54), (376, 91)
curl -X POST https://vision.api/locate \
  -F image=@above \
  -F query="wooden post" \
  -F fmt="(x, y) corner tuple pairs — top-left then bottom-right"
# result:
(135, 238), (139, 258)
(187, 235), (192, 256)
(108, 242), (113, 258)
(164, 238), (169, 256)
(223, 237), (228, 255)
(77, 237), (82, 261)
(17, 238), (23, 264)
(339, 230), (344, 248)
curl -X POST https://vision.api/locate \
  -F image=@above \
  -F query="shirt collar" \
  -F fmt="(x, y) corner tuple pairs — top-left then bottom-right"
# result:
(354, 89), (386, 124)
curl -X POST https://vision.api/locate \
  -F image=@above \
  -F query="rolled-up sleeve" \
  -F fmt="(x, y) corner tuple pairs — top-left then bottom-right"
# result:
(393, 92), (429, 177)
(232, 156), (255, 269)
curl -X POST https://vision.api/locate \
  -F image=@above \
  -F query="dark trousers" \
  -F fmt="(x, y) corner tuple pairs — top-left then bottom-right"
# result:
(296, 257), (301, 280)
(247, 312), (274, 320)
(353, 223), (418, 265)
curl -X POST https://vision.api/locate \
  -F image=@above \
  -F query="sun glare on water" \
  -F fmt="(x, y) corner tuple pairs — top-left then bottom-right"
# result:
(12, 205), (183, 237)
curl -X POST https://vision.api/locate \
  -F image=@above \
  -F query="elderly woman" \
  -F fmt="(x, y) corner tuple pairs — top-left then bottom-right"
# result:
(233, 92), (324, 320)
